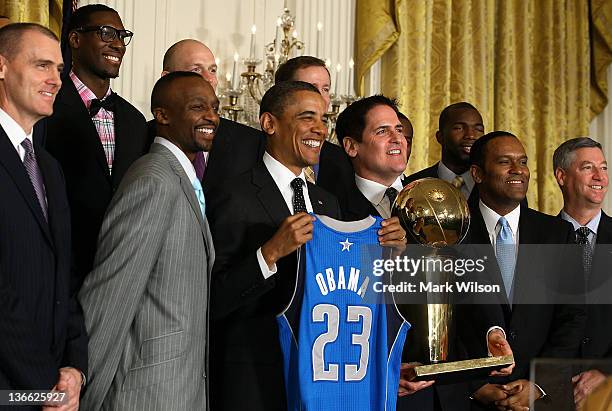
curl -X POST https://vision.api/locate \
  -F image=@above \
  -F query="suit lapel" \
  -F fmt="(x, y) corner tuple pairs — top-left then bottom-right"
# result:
(511, 207), (535, 308)
(308, 183), (337, 216)
(596, 212), (612, 245)
(112, 96), (140, 187)
(350, 189), (380, 218)
(36, 145), (64, 251)
(589, 212), (612, 289)
(252, 163), (291, 226)
(0, 127), (53, 244)
(57, 79), (111, 180)
(151, 144), (211, 251)
(203, 118), (231, 184)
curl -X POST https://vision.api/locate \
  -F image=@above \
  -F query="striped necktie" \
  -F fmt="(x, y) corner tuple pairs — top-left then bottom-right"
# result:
(21, 138), (48, 221)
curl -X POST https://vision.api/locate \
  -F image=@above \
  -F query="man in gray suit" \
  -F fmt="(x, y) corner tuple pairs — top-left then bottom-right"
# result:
(79, 71), (217, 410)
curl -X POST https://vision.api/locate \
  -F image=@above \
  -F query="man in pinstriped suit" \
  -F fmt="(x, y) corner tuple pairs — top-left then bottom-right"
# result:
(79, 72), (217, 410)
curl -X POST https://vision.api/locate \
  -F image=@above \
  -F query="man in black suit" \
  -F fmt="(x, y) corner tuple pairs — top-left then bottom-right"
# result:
(336, 95), (440, 406)
(0, 23), (87, 410)
(206, 81), (338, 411)
(468, 131), (586, 410)
(147, 39), (266, 192)
(44, 4), (148, 288)
(337, 96), (512, 410)
(275, 56), (354, 190)
(207, 81), (407, 410)
(335, 95), (410, 221)
(553, 137), (612, 408)
(405, 102), (484, 204)
(330, 103), (416, 220)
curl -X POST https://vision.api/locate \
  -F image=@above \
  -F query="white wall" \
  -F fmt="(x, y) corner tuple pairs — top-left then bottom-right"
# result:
(80, 0), (611, 213)
(589, 65), (612, 215)
(79, 0), (356, 117)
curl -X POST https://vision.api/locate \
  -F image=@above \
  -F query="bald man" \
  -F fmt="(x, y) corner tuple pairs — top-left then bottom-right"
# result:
(162, 39), (218, 89)
(147, 39), (265, 192)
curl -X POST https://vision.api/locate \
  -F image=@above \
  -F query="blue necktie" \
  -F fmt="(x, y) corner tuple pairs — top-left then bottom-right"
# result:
(496, 216), (515, 299)
(192, 178), (206, 217)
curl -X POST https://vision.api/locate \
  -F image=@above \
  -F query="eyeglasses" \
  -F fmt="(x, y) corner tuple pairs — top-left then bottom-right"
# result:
(76, 25), (134, 46)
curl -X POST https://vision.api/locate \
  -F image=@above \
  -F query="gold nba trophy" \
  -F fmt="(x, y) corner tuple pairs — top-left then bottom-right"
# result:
(392, 178), (513, 382)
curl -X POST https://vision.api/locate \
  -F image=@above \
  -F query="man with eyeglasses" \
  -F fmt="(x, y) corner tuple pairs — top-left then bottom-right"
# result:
(44, 4), (148, 290)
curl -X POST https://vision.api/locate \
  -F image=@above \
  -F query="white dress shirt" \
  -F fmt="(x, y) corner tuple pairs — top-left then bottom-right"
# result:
(354, 174), (404, 219)
(560, 209), (601, 247)
(257, 152), (314, 279)
(438, 161), (474, 200)
(478, 200), (521, 352)
(1, 108), (48, 206)
(0, 107), (33, 161)
(153, 137), (198, 183)
(263, 152), (313, 214)
(479, 200), (521, 251)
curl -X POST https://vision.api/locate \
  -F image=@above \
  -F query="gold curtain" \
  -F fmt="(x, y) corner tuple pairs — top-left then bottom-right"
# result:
(355, 0), (599, 214)
(590, 0), (612, 117)
(354, 0), (400, 95)
(0, 0), (63, 37)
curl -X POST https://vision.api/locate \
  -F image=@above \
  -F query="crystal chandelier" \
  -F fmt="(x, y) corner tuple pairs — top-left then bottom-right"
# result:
(217, 7), (359, 142)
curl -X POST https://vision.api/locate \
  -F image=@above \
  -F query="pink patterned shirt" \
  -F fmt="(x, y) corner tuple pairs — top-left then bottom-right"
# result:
(69, 71), (115, 174)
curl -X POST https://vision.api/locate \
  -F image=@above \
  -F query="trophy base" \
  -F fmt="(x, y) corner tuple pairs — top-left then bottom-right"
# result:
(411, 355), (515, 385)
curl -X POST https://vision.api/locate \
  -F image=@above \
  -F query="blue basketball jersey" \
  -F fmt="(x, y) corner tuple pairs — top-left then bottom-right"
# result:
(277, 215), (410, 411)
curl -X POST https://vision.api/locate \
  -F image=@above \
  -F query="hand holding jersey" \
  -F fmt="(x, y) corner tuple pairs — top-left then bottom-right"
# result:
(377, 216), (407, 247)
(261, 212), (316, 268)
(278, 216), (410, 410)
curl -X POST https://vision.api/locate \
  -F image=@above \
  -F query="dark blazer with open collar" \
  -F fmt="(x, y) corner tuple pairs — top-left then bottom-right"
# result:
(44, 77), (148, 288)
(0, 124), (88, 393)
(206, 161), (340, 411)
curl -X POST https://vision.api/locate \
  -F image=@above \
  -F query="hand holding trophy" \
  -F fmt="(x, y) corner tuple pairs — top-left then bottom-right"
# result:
(391, 178), (514, 384)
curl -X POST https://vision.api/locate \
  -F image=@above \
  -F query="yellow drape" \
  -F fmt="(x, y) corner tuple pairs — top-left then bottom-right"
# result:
(0, 0), (63, 37)
(590, 0), (612, 117)
(355, 0), (608, 214)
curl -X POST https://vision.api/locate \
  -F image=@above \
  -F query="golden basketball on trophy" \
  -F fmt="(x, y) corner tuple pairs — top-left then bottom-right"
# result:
(392, 178), (513, 383)
(393, 177), (470, 246)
